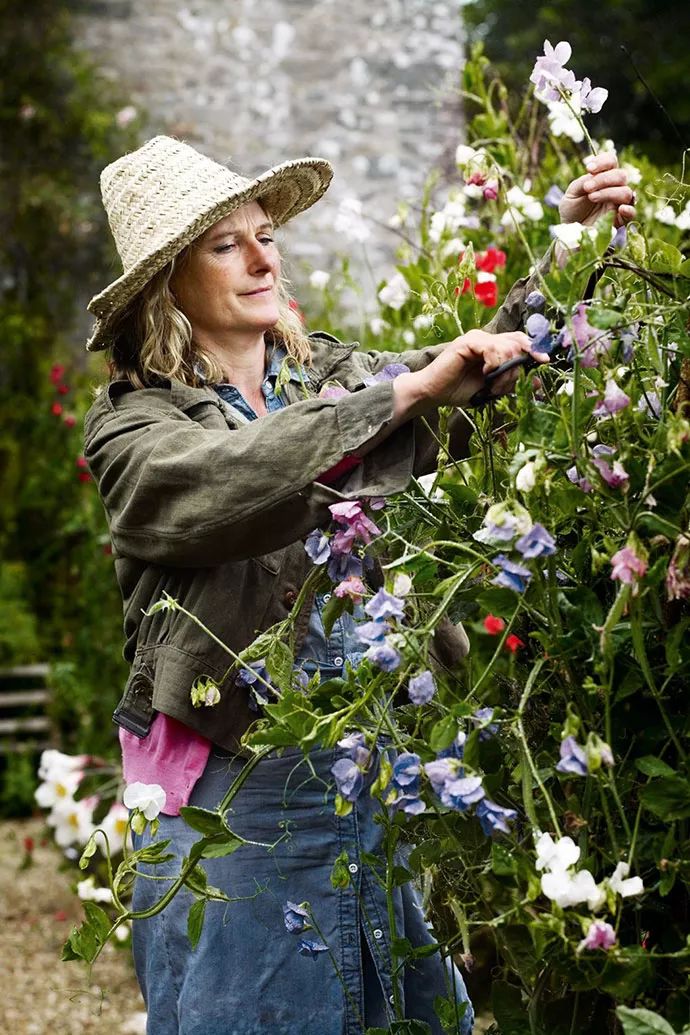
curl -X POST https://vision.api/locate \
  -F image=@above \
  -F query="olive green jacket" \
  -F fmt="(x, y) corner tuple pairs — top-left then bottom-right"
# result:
(84, 267), (541, 752)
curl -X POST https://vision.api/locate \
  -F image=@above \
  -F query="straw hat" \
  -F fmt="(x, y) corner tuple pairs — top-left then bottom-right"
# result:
(86, 135), (333, 351)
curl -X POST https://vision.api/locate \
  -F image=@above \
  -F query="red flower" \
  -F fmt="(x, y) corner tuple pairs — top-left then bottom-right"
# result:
(57, 383), (70, 395)
(288, 298), (305, 323)
(483, 614), (505, 635)
(102, 543), (113, 556)
(75, 456), (88, 469)
(23, 836), (35, 853)
(505, 634), (525, 653)
(454, 277), (472, 298)
(53, 910), (68, 922)
(474, 279), (498, 308)
(63, 415), (76, 428)
(78, 472), (92, 483)
(476, 246), (507, 274)
(51, 402), (63, 416)
(50, 364), (65, 384)
(466, 171), (486, 187)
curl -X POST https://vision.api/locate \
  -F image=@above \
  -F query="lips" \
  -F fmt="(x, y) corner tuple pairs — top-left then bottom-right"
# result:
(241, 286), (273, 296)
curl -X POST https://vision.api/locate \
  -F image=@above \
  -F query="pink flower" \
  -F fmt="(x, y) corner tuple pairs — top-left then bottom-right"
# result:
(63, 415), (76, 428)
(593, 379), (630, 417)
(610, 546), (647, 585)
(666, 533), (690, 601)
(592, 457), (629, 489)
(483, 179), (499, 201)
(329, 500), (381, 546)
(334, 576), (366, 603)
(578, 920), (617, 952)
(319, 384), (350, 400)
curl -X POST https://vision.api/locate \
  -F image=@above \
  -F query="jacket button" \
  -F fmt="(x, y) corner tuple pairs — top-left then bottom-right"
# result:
(284, 589), (298, 607)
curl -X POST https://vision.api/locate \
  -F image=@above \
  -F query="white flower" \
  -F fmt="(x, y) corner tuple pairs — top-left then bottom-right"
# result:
(463, 183), (484, 200)
(476, 270), (497, 284)
(378, 272), (410, 310)
(392, 573), (413, 597)
(535, 832), (580, 872)
(441, 236), (466, 260)
(115, 105), (138, 128)
(502, 186), (544, 227)
(38, 749), (86, 782)
(114, 921), (132, 943)
(609, 861), (644, 898)
(550, 222), (596, 249)
(557, 379), (575, 397)
(655, 205), (677, 226)
(369, 317), (386, 336)
(622, 163), (642, 186)
(516, 460), (537, 493)
(77, 876), (113, 904)
(334, 197), (371, 243)
(95, 802), (131, 857)
(34, 768), (81, 812)
(49, 798), (95, 848)
(123, 781), (166, 820)
(429, 197), (468, 242)
(402, 330), (415, 346)
(676, 203), (690, 231)
(455, 143), (478, 166)
(541, 867), (604, 910)
(547, 99), (585, 143)
(309, 269), (330, 289)
(413, 313), (434, 330)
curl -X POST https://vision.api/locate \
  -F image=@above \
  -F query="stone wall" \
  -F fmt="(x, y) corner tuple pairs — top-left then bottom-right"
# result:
(75, 0), (464, 304)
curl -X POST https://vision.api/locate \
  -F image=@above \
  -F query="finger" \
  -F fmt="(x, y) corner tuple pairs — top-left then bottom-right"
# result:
(564, 172), (590, 199)
(583, 151), (618, 175)
(582, 169), (628, 195)
(588, 186), (635, 208)
(616, 204), (636, 225)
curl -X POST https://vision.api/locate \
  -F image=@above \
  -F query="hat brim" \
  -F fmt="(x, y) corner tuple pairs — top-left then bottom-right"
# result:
(86, 156), (333, 352)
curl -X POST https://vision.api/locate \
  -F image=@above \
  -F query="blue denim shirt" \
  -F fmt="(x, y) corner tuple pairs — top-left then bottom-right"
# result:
(214, 347), (364, 682)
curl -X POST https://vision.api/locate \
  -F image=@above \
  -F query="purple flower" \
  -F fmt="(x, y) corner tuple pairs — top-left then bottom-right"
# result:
(392, 752), (421, 789)
(283, 901), (311, 933)
(578, 920), (617, 952)
(592, 457), (629, 489)
(470, 707), (499, 740)
(437, 730), (466, 760)
(567, 465), (593, 493)
(364, 589), (405, 621)
(556, 735), (588, 777)
(530, 40), (573, 101)
(492, 554), (532, 593)
(337, 732), (372, 769)
(610, 546), (648, 585)
(441, 776), (486, 812)
(298, 938), (329, 958)
(363, 363), (411, 386)
(611, 225), (627, 250)
(526, 313), (554, 354)
(515, 524), (557, 559)
(544, 184), (565, 208)
(365, 642), (401, 671)
(327, 551), (363, 583)
(408, 670), (436, 705)
(526, 289), (546, 310)
(593, 378), (631, 417)
(305, 531), (331, 565)
(579, 77), (608, 114)
(331, 757), (364, 801)
(329, 501), (381, 547)
(236, 660), (275, 711)
(476, 799), (518, 836)
(356, 619), (389, 646)
(389, 794), (426, 815)
(637, 390), (661, 419)
(424, 757), (460, 795)
(562, 304), (611, 367)
(320, 385), (350, 400)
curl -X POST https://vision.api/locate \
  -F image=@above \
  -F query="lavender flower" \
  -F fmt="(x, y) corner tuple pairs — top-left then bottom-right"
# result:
(579, 77), (608, 114)
(474, 502), (533, 545)
(441, 776), (486, 812)
(236, 660), (275, 711)
(283, 901), (311, 933)
(338, 732), (372, 769)
(492, 554), (533, 593)
(544, 185), (565, 209)
(515, 524), (557, 559)
(470, 707), (499, 740)
(331, 757), (364, 802)
(611, 225), (627, 250)
(365, 642), (401, 672)
(364, 588), (406, 621)
(392, 752), (421, 788)
(593, 378), (630, 417)
(591, 456), (629, 489)
(298, 939), (329, 958)
(476, 799), (518, 836)
(556, 735), (588, 777)
(389, 794), (426, 815)
(424, 757), (461, 796)
(408, 670), (436, 705)
(530, 40), (573, 102)
(567, 465), (593, 493)
(362, 362), (411, 386)
(356, 620), (389, 646)
(526, 289), (546, 311)
(327, 551), (363, 584)
(305, 531), (331, 565)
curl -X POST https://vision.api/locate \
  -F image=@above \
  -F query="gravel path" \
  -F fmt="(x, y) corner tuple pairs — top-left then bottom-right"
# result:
(0, 817), (146, 1035)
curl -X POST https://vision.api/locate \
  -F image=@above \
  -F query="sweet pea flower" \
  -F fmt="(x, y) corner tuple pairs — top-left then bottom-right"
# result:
(550, 222), (597, 249)
(386, 756), (426, 815)
(530, 40), (573, 101)
(492, 555), (532, 593)
(610, 546), (648, 585)
(122, 782), (166, 820)
(365, 642), (401, 671)
(609, 861), (644, 898)
(515, 460), (538, 493)
(544, 185), (565, 208)
(392, 573), (413, 597)
(364, 588), (405, 621)
(333, 576), (366, 602)
(305, 531), (331, 565)
(474, 501), (533, 545)
(408, 670), (436, 705)
(502, 185), (544, 225)
(483, 614), (505, 635)
(297, 939), (329, 958)
(504, 634), (525, 653)
(476, 799), (517, 836)
(378, 272), (410, 310)
(331, 757), (364, 801)
(556, 735), (588, 777)
(515, 524), (556, 559)
(338, 732), (372, 769)
(535, 832), (580, 872)
(579, 77), (608, 114)
(667, 534), (690, 601)
(363, 363), (411, 386)
(327, 551), (363, 584)
(526, 313), (552, 351)
(578, 920), (617, 952)
(283, 901), (311, 933)
(541, 867), (605, 910)
(424, 757), (461, 796)
(470, 707), (499, 739)
(593, 378), (631, 417)
(567, 465), (593, 493)
(391, 753), (421, 788)
(356, 620), (389, 646)
(441, 776), (486, 812)
(591, 445), (629, 488)
(329, 501), (381, 546)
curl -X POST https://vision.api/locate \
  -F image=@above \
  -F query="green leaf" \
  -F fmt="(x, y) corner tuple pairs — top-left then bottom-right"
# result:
(330, 850), (351, 890)
(588, 307), (623, 329)
(179, 805), (226, 836)
(321, 592), (349, 638)
(265, 639), (294, 691)
(491, 980), (530, 1035)
(187, 898), (206, 950)
(492, 841), (518, 876)
(616, 1006), (676, 1035)
(641, 777), (690, 820)
(199, 835), (244, 860)
(429, 715), (458, 753)
(635, 756), (677, 778)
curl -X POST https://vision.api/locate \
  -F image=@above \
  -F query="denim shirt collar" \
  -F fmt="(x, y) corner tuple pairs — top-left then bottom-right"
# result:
(213, 346), (305, 422)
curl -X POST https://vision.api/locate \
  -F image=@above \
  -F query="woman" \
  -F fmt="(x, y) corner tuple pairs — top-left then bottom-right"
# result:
(84, 135), (634, 1035)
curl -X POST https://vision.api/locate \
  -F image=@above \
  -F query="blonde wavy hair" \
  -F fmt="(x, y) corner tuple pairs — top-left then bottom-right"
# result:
(107, 240), (313, 389)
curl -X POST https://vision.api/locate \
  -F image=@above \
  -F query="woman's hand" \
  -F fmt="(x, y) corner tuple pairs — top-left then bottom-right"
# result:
(559, 151), (636, 228)
(394, 330), (550, 416)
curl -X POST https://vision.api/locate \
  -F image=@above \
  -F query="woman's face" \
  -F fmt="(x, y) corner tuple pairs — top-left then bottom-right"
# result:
(171, 201), (281, 342)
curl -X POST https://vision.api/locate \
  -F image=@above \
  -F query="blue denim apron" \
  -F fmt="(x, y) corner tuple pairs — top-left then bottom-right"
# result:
(129, 353), (474, 1034)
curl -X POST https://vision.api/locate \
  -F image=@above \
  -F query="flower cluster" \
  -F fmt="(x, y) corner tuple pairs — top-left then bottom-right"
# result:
(537, 832), (643, 913)
(530, 40), (608, 144)
(474, 502), (557, 594)
(282, 900), (328, 958)
(456, 245), (507, 308)
(424, 732), (517, 836)
(305, 499), (383, 586)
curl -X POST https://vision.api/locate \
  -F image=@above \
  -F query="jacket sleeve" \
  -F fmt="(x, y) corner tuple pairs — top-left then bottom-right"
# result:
(84, 381), (417, 568)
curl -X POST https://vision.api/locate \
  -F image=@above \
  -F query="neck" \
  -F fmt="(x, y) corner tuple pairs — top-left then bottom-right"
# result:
(197, 330), (269, 392)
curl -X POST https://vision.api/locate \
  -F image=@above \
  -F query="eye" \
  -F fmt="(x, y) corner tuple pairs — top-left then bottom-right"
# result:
(213, 242), (236, 254)
(258, 236), (274, 245)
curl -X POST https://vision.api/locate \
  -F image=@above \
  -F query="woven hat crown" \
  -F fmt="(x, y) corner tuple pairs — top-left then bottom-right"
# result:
(86, 135), (332, 350)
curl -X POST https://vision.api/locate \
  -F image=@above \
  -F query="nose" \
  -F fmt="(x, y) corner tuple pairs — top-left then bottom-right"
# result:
(246, 238), (274, 276)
